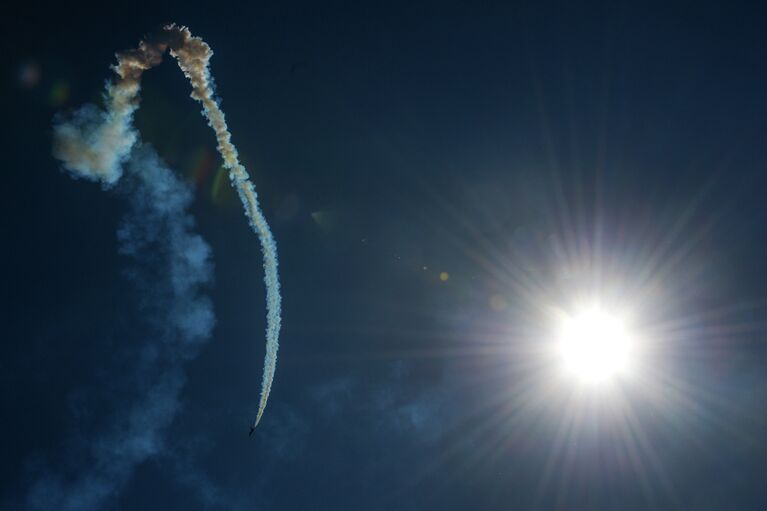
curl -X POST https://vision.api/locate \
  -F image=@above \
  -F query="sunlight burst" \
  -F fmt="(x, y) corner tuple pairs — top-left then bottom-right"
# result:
(558, 307), (633, 384)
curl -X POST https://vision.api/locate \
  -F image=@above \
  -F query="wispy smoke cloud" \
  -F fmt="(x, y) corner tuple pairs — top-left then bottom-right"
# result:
(28, 146), (214, 510)
(52, 102), (136, 185)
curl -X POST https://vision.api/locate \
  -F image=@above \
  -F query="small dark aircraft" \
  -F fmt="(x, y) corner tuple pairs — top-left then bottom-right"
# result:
(249, 426), (255, 437)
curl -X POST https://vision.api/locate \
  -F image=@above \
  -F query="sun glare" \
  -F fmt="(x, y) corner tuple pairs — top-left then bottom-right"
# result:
(558, 307), (633, 384)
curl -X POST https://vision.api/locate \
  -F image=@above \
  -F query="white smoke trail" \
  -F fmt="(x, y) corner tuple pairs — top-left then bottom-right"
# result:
(53, 25), (282, 428)
(167, 26), (282, 427)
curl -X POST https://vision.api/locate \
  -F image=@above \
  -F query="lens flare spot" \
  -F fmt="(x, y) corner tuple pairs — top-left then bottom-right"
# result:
(49, 80), (70, 106)
(490, 294), (507, 310)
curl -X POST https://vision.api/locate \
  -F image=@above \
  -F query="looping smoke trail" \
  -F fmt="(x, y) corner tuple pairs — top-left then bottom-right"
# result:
(54, 25), (282, 427)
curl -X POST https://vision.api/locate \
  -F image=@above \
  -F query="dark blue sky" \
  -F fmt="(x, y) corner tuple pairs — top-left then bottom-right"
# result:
(3, 1), (767, 509)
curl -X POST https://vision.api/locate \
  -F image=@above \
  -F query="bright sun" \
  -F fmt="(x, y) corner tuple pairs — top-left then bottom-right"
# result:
(558, 307), (633, 384)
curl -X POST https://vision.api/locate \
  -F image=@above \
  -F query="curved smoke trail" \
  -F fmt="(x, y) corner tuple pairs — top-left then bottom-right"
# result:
(53, 24), (281, 428)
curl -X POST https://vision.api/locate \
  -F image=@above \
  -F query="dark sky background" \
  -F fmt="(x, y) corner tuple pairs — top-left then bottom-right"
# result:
(3, 1), (767, 509)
